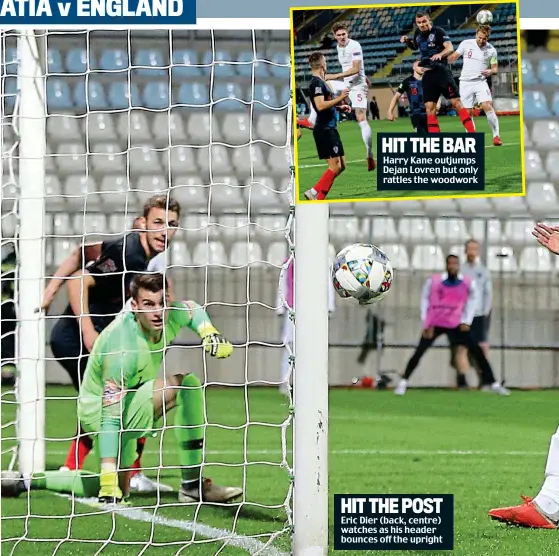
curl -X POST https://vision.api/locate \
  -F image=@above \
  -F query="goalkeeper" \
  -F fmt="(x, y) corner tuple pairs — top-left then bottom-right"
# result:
(3, 273), (243, 504)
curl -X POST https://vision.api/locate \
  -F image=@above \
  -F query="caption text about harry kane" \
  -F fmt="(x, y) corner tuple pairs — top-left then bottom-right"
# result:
(333, 494), (454, 551)
(377, 133), (485, 192)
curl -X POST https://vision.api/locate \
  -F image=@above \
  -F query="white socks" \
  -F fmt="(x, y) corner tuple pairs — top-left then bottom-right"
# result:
(486, 110), (500, 138)
(534, 427), (559, 520)
(359, 120), (373, 157)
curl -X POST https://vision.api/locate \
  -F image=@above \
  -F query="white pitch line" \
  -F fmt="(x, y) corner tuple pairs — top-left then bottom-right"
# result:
(57, 494), (289, 556)
(48, 448), (547, 456)
(298, 141), (521, 169)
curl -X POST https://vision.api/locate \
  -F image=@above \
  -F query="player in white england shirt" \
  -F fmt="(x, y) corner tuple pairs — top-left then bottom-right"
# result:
(321, 21), (375, 171)
(448, 25), (502, 146)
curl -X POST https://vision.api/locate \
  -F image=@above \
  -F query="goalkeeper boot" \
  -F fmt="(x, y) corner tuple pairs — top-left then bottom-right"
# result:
(178, 478), (243, 504)
(0, 471), (26, 498)
(489, 495), (558, 529)
(303, 188), (318, 201)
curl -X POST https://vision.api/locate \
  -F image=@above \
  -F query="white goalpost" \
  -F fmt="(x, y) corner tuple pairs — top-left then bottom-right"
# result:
(1, 25), (330, 555)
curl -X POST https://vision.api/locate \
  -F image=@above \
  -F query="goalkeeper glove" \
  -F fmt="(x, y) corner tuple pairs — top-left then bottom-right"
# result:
(200, 326), (233, 359)
(98, 465), (123, 504)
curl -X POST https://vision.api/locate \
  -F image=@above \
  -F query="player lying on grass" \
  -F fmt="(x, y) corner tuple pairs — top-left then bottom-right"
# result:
(387, 61), (428, 133)
(489, 223), (559, 528)
(401, 11), (475, 134)
(323, 21), (376, 172)
(394, 254), (509, 396)
(448, 25), (502, 146)
(303, 52), (350, 201)
(39, 195), (180, 493)
(1, 273), (243, 505)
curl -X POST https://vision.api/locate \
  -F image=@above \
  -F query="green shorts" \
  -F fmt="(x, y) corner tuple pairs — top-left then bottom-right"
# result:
(79, 380), (155, 469)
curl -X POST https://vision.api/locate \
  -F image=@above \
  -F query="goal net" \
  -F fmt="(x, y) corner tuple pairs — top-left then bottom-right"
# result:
(1, 27), (329, 555)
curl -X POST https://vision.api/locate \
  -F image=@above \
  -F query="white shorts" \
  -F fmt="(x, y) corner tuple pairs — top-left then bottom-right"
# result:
(459, 80), (492, 108)
(328, 80), (368, 110)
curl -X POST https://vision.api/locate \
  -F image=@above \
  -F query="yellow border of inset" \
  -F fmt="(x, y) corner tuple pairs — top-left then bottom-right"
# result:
(289, 0), (525, 204)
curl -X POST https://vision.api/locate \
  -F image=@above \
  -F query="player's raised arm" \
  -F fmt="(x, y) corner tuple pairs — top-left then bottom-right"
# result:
(448, 41), (465, 63)
(388, 79), (407, 120)
(313, 89), (349, 111)
(37, 241), (103, 313)
(401, 34), (417, 50)
(67, 269), (98, 352)
(431, 28), (454, 61)
(326, 59), (361, 81)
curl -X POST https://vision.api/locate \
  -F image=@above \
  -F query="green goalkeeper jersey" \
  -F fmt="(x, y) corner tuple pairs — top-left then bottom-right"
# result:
(77, 300), (215, 459)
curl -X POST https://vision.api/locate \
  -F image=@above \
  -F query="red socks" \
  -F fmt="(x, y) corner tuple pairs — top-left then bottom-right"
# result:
(458, 108), (475, 132)
(427, 114), (440, 133)
(315, 169), (338, 200)
(64, 430), (93, 470)
(130, 437), (147, 478)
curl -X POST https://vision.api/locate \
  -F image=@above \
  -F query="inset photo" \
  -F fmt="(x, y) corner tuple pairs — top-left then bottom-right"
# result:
(291, 1), (523, 202)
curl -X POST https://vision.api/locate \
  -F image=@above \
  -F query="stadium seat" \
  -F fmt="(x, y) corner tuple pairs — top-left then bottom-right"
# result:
(98, 48), (129, 73)
(143, 82), (170, 110)
(169, 241), (191, 266)
(245, 180), (282, 212)
(213, 82), (246, 111)
(129, 145), (163, 176)
(171, 49), (203, 78)
(3, 77), (16, 113)
(538, 59), (559, 85)
(47, 114), (82, 145)
(86, 112), (117, 143)
(455, 196), (494, 216)
(73, 214), (108, 238)
(52, 240), (74, 265)
(231, 145), (268, 175)
(411, 245), (445, 271)
(44, 175), (65, 211)
(434, 218), (468, 242)
(182, 214), (211, 242)
(370, 217), (398, 243)
(329, 218), (362, 246)
(191, 241), (228, 266)
(107, 82), (141, 109)
(236, 51), (256, 77)
(486, 246), (517, 272)
(253, 84), (280, 110)
(387, 199), (424, 215)
(230, 241), (265, 267)
(47, 48), (63, 74)
(46, 78), (73, 110)
(176, 82), (210, 106)
(204, 50), (236, 78)
(531, 120), (559, 149)
(519, 246), (552, 273)
(185, 109), (222, 145)
(134, 49), (166, 76)
(521, 59), (537, 86)
(136, 175), (168, 194)
(90, 142), (126, 175)
(64, 175), (98, 211)
(117, 111), (152, 144)
(469, 219), (503, 244)
(201, 145), (232, 175)
(55, 143), (87, 175)
(352, 201), (389, 217)
(163, 145), (198, 177)
(267, 241), (288, 266)
(254, 216), (287, 244)
(255, 113), (287, 145)
(524, 123), (532, 147)
(169, 181), (209, 211)
(525, 150), (547, 180)
(152, 111), (188, 147)
(398, 218), (435, 242)
(504, 219), (536, 244)
(378, 244), (409, 269)
(523, 90), (551, 119)
(74, 80), (108, 111)
(221, 112), (251, 144)
(420, 198), (458, 216)
(526, 182), (559, 214)
(5, 47), (17, 75)
(270, 51), (291, 79)
(329, 202), (354, 216)
(52, 213), (73, 236)
(547, 151), (559, 180)
(66, 48), (91, 74)
(267, 146), (291, 174)
(218, 215), (252, 244)
(209, 183), (246, 213)
(492, 196), (529, 216)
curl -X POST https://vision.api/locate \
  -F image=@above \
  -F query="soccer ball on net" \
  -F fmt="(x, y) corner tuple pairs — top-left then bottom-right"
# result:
(476, 9), (493, 25)
(331, 243), (393, 305)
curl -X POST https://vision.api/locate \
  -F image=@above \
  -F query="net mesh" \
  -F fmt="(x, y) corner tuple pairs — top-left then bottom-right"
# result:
(1, 28), (295, 554)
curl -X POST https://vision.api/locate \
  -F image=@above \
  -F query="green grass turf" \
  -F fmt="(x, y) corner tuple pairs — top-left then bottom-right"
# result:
(296, 115), (523, 202)
(2, 386), (559, 555)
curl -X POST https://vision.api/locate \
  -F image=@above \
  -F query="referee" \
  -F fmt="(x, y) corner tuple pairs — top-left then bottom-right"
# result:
(387, 60), (428, 133)
(400, 11), (475, 134)
(451, 239), (493, 388)
(303, 52), (349, 201)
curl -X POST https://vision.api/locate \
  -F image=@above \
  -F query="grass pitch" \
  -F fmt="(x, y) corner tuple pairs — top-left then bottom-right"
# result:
(2, 386), (558, 555)
(296, 115), (523, 202)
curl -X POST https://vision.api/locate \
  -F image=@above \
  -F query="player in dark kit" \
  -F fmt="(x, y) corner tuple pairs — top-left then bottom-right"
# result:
(387, 60), (428, 133)
(303, 52), (350, 201)
(400, 11), (475, 134)
(43, 195), (180, 492)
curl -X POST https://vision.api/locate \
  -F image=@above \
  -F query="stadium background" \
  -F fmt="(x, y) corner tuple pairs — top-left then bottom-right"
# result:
(1, 21), (559, 395)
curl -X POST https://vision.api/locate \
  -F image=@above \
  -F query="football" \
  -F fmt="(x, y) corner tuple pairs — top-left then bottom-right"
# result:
(331, 243), (393, 305)
(476, 9), (493, 25)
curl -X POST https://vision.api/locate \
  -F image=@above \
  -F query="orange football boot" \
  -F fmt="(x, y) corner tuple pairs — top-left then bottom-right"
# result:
(493, 136), (503, 146)
(489, 495), (558, 529)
